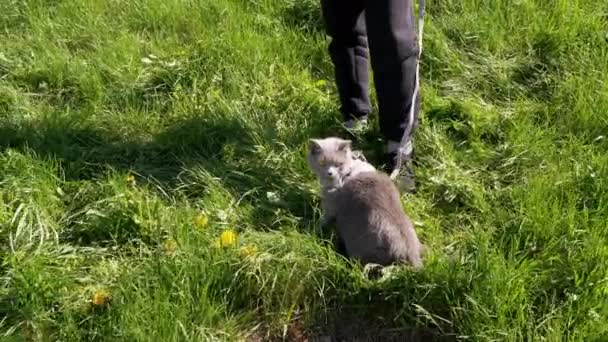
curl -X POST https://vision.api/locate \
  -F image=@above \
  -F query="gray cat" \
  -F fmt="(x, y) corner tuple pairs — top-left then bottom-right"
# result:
(307, 137), (424, 268)
(307, 137), (376, 226)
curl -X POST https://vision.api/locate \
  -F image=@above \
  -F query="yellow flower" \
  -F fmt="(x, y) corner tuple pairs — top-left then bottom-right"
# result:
(126, 174), (136, 186)
(194, 212), (209, 230)
(164, 238), (178, 254)
(91, 288), (111, 306)
(219, 230), (237, 248)
(239, 244), (258, 258)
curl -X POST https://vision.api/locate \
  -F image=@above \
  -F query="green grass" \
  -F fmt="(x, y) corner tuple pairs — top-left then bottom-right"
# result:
(1, 0), (607, 340)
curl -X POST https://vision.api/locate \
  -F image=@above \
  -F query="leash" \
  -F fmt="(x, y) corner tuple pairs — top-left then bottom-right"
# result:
(390, 0), (425, 180)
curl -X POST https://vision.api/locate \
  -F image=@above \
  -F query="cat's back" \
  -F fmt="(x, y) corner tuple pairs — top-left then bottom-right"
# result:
(334, 170), (423, 267)
(337, 171), (402, 212)
(335, 170), (407, 231)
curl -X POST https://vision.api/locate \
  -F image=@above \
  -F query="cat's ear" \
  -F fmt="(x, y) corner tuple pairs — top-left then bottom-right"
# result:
(309, 139), (322, 155)
(337, 139), (352, 152)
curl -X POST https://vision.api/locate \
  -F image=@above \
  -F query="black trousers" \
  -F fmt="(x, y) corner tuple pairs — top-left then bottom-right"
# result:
(320, 0), (420, 143)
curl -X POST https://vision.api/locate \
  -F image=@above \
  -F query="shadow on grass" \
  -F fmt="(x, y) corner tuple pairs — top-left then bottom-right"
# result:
(272, 265), (465, 342)
(0, 113), (342, 239)
(306, 312), (456, 342)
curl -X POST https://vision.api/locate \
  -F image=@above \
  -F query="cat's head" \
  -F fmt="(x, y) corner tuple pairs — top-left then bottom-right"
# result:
(307, 137), (354, 188)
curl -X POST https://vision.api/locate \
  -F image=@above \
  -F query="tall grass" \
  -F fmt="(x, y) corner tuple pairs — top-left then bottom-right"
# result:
(1, 0), (607, 340)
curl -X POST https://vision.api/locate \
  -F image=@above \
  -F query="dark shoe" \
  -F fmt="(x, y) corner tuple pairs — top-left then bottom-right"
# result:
(382, 147), (417, 194)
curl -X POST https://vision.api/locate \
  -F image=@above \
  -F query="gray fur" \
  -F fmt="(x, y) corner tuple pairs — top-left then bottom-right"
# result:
(307, 137), (376, 225)
(335, 171), (423, 267)
(307, 137), (423, 268)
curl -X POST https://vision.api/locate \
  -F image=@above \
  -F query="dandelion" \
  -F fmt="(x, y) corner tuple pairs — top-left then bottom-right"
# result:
(194, 212), (209, 230)
(91, 288), (111, 306)
(219, 229), (237, 248)
(239, 244), (258, 258)
(164, 238), (178, 255)
(126, 174), (136, 186)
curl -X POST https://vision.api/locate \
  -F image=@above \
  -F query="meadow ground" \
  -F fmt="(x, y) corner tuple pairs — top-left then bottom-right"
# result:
(1, 0), (608, 340)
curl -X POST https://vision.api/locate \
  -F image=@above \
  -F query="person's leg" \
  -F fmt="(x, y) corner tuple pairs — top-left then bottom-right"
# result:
(364, 0), (420, 190)
(320, 0), (371, 128)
